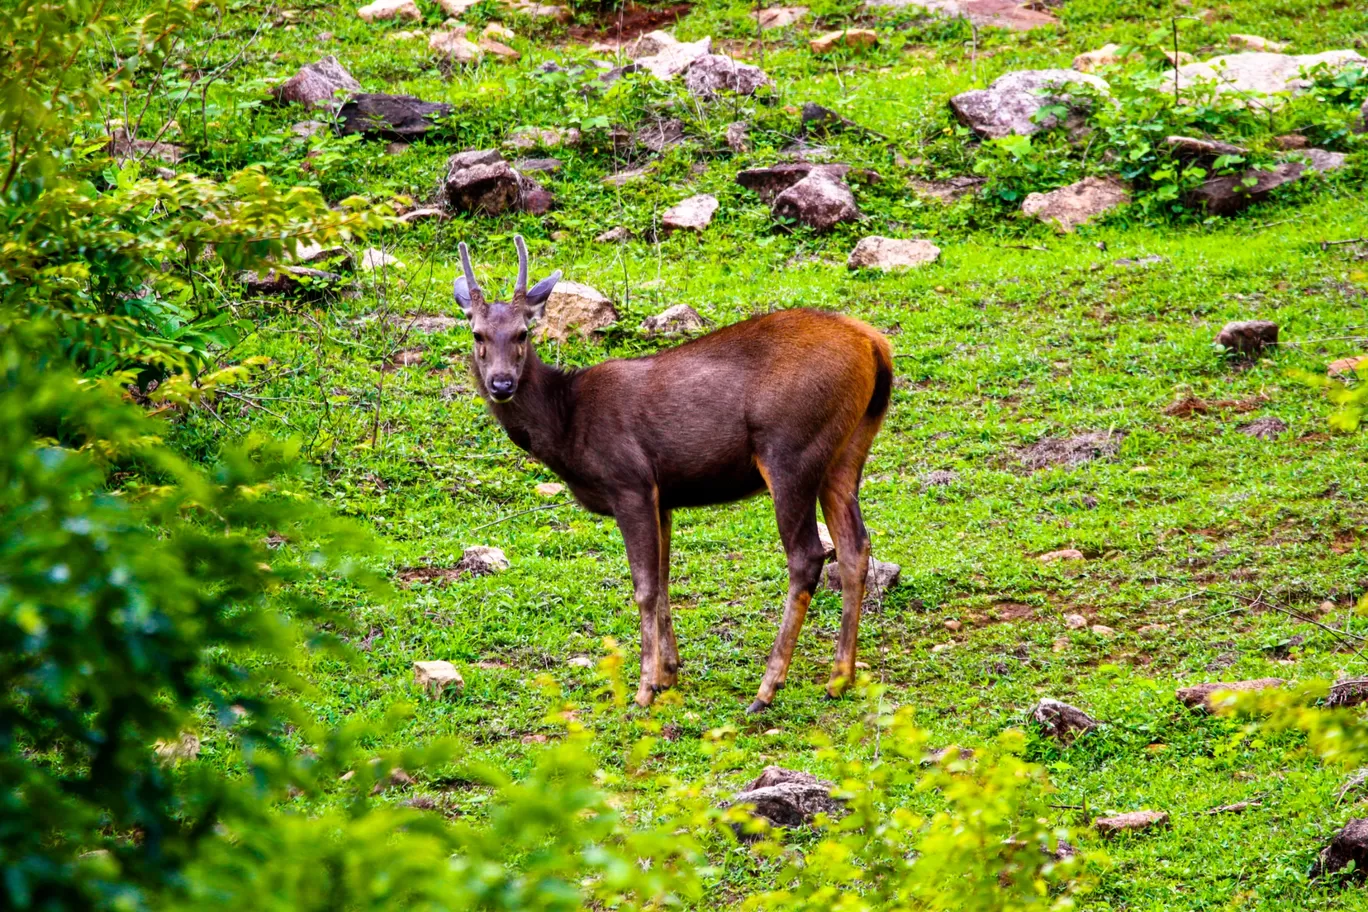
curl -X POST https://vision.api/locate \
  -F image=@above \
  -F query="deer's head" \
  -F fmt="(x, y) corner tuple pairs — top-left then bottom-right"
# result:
(454, 235), (561, 403)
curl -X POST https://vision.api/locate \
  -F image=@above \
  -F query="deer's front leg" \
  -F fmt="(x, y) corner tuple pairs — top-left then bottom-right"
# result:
(615, 489), (664, 708)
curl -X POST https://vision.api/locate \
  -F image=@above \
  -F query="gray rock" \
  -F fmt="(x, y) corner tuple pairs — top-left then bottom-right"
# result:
(683, 54), (773, 100)
(801, 102), (869, 136)
(539, 281), (618, 343)
(757, 6), (807, 28)
(640, 304), (706, 336)
(1185, 162), (1304, 215)
(1215, 320), (1279, 357)
(847, 236), (941, 270)
(1163, 135), (1248, 161)
(863, 0), (1056, 32)
(1176, 50), (1364, 101)
(1175, 677), (1284, 712)
(1021, 177), (1129, 233)
(725, 766), (845, 833)
(240, 266), (344, 297)
(725, 121), (750, 153)
(271, 56), (360, 108)
(661, 194), (719, 233)
(772, 170), (859, 231)
(1030, 698), (1098, 741)
(737, 162), (849, 203)
(504, 126), (580, 152)
(911, 176), (985, 203)
(921, 469), (958, 488)
(515, 157), (563, 173)
(949, 69), (1109, 139)
(1313, 819), (1368, 880)
(635, 35), (712, 80)
(823, 557), (900, 594)
(1296, 148), (1348, 172)
(631, 118), (686, 154)
(338, 93), (453, 138)
(596, 226), (631, 243)
(1237, 416), (1287, 439)
(1094, 810), (1169, 837)
(105, 128), (182, 165)
(457, 545), (509, 576)
(444, 150), (521, 215)
(291, 120), (329, 138)
(519, 176), (554, 215)
(398, 206), (450, 224)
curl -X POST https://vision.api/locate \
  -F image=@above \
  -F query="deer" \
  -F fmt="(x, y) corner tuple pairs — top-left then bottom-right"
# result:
(454, 235), (893, 713)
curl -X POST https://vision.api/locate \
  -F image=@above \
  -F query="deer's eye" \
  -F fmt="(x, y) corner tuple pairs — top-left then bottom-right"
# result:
(516, 330), (528, 343)
(472, 332), (485, 344)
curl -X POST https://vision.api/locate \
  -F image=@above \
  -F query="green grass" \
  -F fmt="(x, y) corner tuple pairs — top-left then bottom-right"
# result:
(134, 0), (1368, 905)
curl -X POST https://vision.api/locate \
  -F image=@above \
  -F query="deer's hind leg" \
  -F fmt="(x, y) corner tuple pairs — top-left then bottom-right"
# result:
(748, 455), (828, 714)
(819, 414), (882, 697)
(656, 507), (679, 689)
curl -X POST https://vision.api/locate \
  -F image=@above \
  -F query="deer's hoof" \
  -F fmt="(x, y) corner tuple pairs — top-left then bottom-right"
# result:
(825, 678), (850, 700)
(634, 687), (656, 708)
(745, 699), (771, 715)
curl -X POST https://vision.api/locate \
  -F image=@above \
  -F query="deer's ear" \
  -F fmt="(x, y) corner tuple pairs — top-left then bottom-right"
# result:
(524, 270), (561, 325)
(453, 276), (475, 319)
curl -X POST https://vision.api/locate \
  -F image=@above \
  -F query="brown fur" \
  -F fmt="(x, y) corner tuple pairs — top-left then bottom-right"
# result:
(462, 248), (891, 711)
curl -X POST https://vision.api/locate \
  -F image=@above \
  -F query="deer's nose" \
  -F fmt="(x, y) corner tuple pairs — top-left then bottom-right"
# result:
(489, 376), (516, 399)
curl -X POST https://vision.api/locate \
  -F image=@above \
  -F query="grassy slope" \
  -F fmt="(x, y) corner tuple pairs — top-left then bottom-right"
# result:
(156, 0), (1368, 906)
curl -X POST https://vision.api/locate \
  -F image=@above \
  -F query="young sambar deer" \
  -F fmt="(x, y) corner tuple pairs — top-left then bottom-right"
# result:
(455, 236), (892, 713)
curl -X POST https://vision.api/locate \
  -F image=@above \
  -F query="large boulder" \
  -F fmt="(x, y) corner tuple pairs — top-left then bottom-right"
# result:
(635, 34), (713, 80)
(847, 236), (941, 270)
(1313, 819), (1368, 880)
(444, 150), (521, 215)
(357, 0), (421, 21)
(1184, 162), (1303, 215)
(271, 56), (361, 108)
(684, 54), (774, 99)
(724, 766), (845, 833)
(1176, 50), (1364, 100)
(736, 162), (849, 203)
(539, 282), (618, 343)
(338, 94), (453, 138)
(1021, 177), (1129, 232)
(773, 170), (859, 231)
(661, 194), (719, 233)
(949, 69), (1108, 139)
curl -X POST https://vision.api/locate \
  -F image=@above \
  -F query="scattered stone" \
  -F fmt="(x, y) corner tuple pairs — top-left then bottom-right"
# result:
(931, 643), (954, 654)
(1295, 148), (1348, 172)
(1237, 416), (1287, 439)
(596, 226), (631, 243)
(1094, 810), (1169, 837)
(516, 157), (562, 174)
(1208, 800), (1258, 814)
(1114, 254), (1165, 267)
(360, 248), (403, 271)
(823, 557), (900, 594)
(773, 169), (860, 231)
(1338, 770), (1368, 801)
(602, 167), (652, 187)
(480, 38), (521, 60)
(1091, 624), (1116, 637)
(291, 120), (328, 138)
(923, 745), (975, 765)
(385, 141), (410, 156)
(1215, 319), (1278, 357)
(540, 281), (618, 343)
(444, 149), (521, 215)
(725, 766), (845, 832)
(518, 175), (554, 215)
(1329, 678), (1368, 708)
(1163, 135), (1248, 161)
(154, 732), (201, 762)
(684, 54), (774, 99)
(725, 121), (750, 153)
(430, 29), (483, 63)
(1329, 355), (1368, 377)
(949, 69), (1108, 139)
(944, 619), (963, 632)
(357, 0), (421, 22)
(568, 655), (594, 668)
(293, 241), (353, 269)
(800, 102), (869, 137)
(635, 35), (713, 80)
(240, 266), (344, 297)
(398, 206), (450, 224)
(272, 56), (361, 108)
(628, 30), (679, 59)
(1187, 162), (1305, 215)
(1176, 677), (1284, 712)
(809, 29), (877, 54)
(1022, 177), (1129, 233)
(863, 0), (1056, 32)
(1072, 44), (1123, 73)
(535, 481), (566, 498)
(758, 6), (807, 28)
(921, 469), (958, 488)
(387, 29), (426, 42)
(105, 128), (183, 165)
(1039, 548), (1085, 563)
(338, 94), (452, 138)
(395, 313), (460, 333)
(847, 236), (941, 271)
(1138, 624), (1168, 636)
(504, 127), (580, 152)
(1019, 431), (1122, 471)
(737, 162), (847, 203)
(816, 521), (837, 560)
(483, 22), (515, 40)
(439, 0), (479, 13)
(1064, 613), (1087, 629)
(1312, 819), (1368, 881)
(1162, 49), (1196, 66)
(640, 304), (707, 336)
(1228, 33), (1288, 52)
(457, 545), (509, 577)
(1176, 50), (1364, 101)
(507, 0), (570, 21)
(1031, 698), (1098, 741)
(413, 660), (464, 695)
(661, 194), (719, 233)
(911, 176), (985, 203)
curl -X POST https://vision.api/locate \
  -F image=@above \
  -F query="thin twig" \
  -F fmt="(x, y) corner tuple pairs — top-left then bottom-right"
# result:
(466, 501), (571, 533)
(1321, 237), (1367, 250)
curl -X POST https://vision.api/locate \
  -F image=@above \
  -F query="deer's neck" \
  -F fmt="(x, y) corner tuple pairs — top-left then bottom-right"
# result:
(486, 350), (579, 473)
